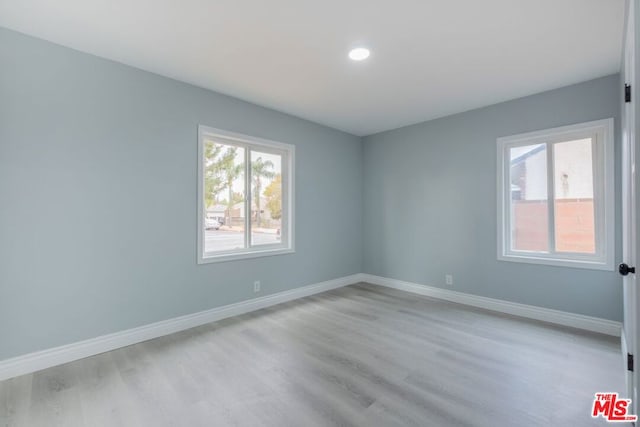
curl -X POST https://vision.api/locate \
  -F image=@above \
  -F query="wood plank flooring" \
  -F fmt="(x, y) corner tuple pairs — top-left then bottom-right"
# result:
(0, 283), (624, 426)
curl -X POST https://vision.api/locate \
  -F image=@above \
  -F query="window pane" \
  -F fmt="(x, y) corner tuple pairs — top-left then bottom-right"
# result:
(250, 151), (282, 246)
(204, 141), (246, 253)
(509, 144), (549, 252)
(553, 138), (595, 254)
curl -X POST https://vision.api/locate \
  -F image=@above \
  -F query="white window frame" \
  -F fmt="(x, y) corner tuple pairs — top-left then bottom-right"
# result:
(497, 118), (614, 271)
(197, 125), (295, 264)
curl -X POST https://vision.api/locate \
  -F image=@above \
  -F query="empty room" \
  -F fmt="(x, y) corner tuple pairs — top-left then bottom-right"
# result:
(1, 0), (638, 426)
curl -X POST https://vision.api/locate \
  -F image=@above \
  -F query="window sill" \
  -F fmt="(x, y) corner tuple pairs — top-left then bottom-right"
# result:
(198, 247), (295, 264)
(498, 253), (613, 271)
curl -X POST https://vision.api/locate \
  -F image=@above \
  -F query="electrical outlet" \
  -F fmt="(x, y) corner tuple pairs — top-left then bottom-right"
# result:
(253, 281), (261, 293)
(445, 274), (453, 286)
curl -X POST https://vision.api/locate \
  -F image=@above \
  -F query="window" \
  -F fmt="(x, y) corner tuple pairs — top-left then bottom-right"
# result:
(197, 126), (294, 263)
(497, 119), (614, 270)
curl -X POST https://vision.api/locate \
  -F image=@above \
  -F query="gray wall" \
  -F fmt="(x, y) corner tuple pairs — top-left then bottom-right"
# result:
(363, 74), (623, 321)
(0, 28), (363, 360)
(0, 26), (624, 362)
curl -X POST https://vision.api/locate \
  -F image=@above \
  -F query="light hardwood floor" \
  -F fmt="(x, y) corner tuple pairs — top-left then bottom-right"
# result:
(0, 283), (624, 426)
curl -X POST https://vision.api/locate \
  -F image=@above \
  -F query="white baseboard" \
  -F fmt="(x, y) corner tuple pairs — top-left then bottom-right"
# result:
(0, 274), (363, 382)
(0, 272), (621, 381)
(360, 274), (622, 337)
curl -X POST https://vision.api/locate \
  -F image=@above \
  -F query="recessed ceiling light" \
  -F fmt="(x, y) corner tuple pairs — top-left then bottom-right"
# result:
(349, 47), (370, 61)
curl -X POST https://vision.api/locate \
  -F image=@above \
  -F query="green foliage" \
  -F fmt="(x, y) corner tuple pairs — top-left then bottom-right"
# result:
(264, 174), (282, 220)
(204, 142), (244, 221)
(220, 148), (244, 226)
(204, 142), (225, 208)
(228, 191), (244, 205)
(251, 157), (276, 227)
(204, 145), (280, 228)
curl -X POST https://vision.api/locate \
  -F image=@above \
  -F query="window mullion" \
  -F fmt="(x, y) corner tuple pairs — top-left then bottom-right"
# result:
(546, 142), (556, 254)
(591, 134), (602, 257)
(286, 151), (292, 247)
(244, 147), (251, 249)
(505, 145), (513, 254)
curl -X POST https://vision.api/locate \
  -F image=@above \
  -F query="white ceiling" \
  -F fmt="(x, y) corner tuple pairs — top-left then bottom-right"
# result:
(0, 0), (625, 136)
